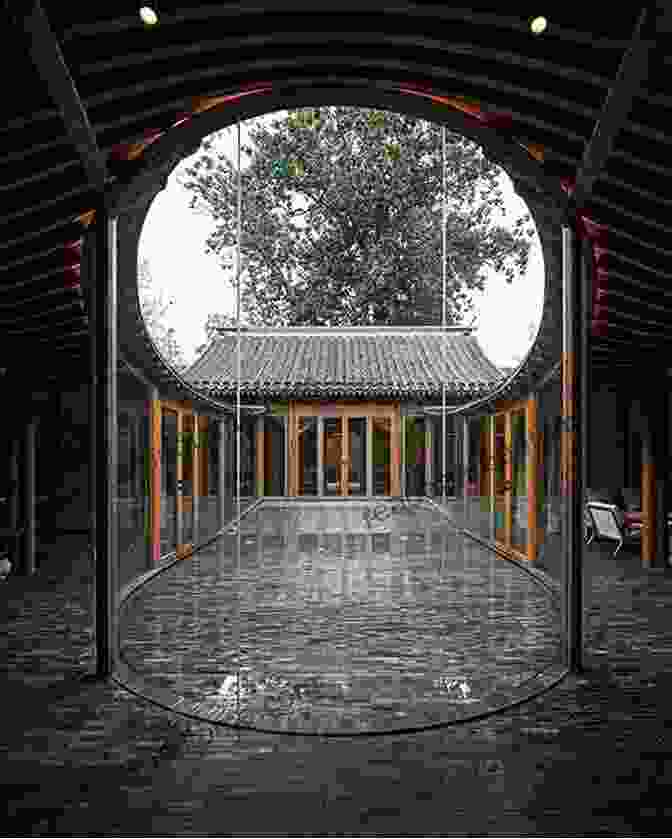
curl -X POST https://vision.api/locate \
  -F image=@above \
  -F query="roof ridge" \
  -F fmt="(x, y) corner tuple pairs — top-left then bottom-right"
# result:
(216, 325), (474, 334)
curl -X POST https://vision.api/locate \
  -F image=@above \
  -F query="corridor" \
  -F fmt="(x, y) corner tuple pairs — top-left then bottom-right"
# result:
(119, 500), (563, 734)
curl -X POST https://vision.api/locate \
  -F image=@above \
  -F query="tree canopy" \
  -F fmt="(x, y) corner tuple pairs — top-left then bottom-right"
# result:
(179, 106), (535, 327)
(194, 311), (239, 357)
(137, 257), (189, 371)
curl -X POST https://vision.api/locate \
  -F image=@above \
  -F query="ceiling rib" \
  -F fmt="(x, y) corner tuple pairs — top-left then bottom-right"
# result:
(573, 7), (655, 211)
(77, 35), (614, 91)
(58, 5), (639, 49)
(9, 0), (107, 190)
(610, 270), (672, 298)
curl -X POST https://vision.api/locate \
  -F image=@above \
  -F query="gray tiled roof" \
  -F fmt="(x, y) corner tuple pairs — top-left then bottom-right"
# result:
(183, 326), (504, 402)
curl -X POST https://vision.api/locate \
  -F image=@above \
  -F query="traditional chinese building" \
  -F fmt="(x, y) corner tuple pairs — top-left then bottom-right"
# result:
(182, 325), (503, 499)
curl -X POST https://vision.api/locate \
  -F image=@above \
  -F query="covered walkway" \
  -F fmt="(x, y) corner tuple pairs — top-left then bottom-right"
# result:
(2, 525), (670, 834)
(2, 5), (672, 834)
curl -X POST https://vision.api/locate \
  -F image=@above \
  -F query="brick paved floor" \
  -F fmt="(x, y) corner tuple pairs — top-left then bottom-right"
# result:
(119, 500), (562, 734)
(2, 511), (672, 835)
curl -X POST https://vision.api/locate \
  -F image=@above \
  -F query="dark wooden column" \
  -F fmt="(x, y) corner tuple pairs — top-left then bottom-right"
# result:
(218, 416), (227, 528)
(643, 370), (670, 568)
(9, 433), (21, 567)
(148, 386), (161, 567)
(89, 208), (118, 679)
(640, 382), (657, 569)
(655, 375), (670, 567)
(562, 222), (585, 673)
(22, 417), (37, 575)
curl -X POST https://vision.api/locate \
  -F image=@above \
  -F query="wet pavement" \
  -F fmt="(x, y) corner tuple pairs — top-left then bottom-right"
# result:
(3, 506), (672, 834)
(119, 500), (563, 733)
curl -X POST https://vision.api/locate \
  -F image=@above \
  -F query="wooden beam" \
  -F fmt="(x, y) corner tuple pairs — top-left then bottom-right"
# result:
(573, 6), (653, 211)
(9, 0), (107, 191)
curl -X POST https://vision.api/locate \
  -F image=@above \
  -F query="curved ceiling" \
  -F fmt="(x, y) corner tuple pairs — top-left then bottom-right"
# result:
(1, 2), (670, 398)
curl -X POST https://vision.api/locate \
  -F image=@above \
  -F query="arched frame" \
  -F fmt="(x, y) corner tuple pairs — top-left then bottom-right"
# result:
(107, 82), (570, 414)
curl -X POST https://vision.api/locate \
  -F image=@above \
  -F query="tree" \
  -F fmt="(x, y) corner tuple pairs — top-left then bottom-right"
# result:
(137, 257), (189, 371)
(194, 311), (239, 357)
(179, 106), (535, 327)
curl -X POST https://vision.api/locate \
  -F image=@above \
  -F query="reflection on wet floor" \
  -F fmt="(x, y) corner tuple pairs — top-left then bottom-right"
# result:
(119, 501), (563, 733)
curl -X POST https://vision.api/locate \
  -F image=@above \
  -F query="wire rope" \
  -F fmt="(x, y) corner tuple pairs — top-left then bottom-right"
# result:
(235, 119), (242, 722)
(442, 124), (447, 507)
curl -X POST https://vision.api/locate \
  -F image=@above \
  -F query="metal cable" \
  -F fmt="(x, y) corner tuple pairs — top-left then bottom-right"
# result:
(442, 124), (447, 506)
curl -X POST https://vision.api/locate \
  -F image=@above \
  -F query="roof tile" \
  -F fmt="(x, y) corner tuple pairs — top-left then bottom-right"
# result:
(184, 327), (503, 401)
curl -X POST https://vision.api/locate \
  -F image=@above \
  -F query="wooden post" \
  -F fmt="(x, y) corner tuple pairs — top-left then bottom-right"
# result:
(283, 414), (289, 496)
(91, 210), (118, 678)
(401, 412), (406, 497)
(537, 428), (545, 553)
(504, 411), (512, 548)
(489, 415), (496, 542)
(425, 419), (432, 496)
(562, 222), (583, 673)
(22, 417), (37, 576)
(341, 415), (350, 496)
(288, 402), (296, 497)
(527, 396), (538, 562)
(256, 415), (265, 497)
(176, 409), (184, 556)
(218, 417), (227, 528)
(317, 415), (324, 496)
(641, 403), (656, 568)
(149, 394), (161, 564)
(391, 406), (401, 497)
(9, 434), (20, 567)
(367, 415), (373, 498)
(192, 412), (200, 542)
(654, 382), (670, 568)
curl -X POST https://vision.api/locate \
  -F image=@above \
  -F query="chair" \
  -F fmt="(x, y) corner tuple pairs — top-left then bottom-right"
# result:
(585, 501), (640, 558)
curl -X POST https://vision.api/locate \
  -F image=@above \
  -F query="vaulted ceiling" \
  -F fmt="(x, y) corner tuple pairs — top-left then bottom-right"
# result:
(1, 2), (670, 399)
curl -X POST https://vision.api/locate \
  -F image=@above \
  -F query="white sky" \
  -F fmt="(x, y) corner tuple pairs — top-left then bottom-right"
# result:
(138, 109), (544, 369)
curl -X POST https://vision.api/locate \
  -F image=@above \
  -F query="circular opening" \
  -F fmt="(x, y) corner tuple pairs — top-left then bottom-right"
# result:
(137, 105), (543, 383)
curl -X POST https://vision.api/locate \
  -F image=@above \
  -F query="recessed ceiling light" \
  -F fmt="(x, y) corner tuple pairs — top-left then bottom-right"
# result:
(140, 6), (158, 25)
(530, 16), (547, 34)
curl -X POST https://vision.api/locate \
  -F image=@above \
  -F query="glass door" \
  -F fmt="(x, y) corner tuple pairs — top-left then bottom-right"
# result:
(404, 416), (426, 497)
(494, 413), (507, 542)
(180, 412), (195, 550)
(322, 417), (344, 496)
(511, 409), (528, 555)
(263, 415), (286, 496)
(372, 416), (391, 496)
(298, 416), (318, 496)
(160, 407), (178, 555)
(348, 417), (367, 496)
